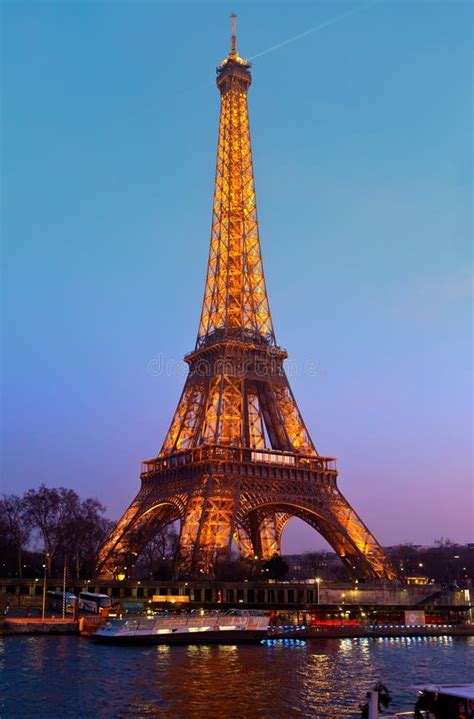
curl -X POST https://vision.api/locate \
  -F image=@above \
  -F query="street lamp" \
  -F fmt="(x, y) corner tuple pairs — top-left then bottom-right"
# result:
(316, 577), (321, 605)
(41, 554), (49, 620)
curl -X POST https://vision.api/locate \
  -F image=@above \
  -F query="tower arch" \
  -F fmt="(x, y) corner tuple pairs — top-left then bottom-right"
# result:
(97, 495), (183, 578)
(237, 501), (389, 580)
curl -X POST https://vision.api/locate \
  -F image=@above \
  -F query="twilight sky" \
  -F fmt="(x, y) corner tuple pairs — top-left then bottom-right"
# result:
(2, 1), (472, 553)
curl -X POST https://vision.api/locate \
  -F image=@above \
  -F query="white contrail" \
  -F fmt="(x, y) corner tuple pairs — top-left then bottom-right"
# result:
(249, 2), (374, 61)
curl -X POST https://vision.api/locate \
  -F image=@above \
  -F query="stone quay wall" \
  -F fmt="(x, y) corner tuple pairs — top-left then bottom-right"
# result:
(0, 579), (471, 612)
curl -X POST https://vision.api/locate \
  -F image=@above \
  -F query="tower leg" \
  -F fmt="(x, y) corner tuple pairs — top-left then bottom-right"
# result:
(96, 488), (180, 578)
(244, 511), (291, 560)
(234, 523), (254, 559)
(256, 514), (279, 559)
(174, 475), (239, 577)
(258, 512), (292, 559)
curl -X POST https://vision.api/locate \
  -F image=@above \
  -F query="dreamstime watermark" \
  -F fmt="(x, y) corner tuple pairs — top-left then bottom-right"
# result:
(147, 352), (326, 379)
(148, 354), (188, 378)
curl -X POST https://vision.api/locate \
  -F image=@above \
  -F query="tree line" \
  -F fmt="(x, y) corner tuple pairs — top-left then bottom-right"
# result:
(0, 485), (114, 579)
(292, 540), (473, 586)
(0, 484), (180, 581)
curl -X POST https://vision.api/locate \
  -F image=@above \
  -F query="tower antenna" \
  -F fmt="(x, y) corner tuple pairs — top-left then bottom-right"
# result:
(230, 12), (237, 55)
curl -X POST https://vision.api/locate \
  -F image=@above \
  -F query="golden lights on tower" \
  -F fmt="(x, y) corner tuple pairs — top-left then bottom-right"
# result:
(96, 17), (399, 583)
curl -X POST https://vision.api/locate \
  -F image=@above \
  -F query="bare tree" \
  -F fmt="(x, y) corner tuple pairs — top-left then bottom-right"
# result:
(389, 543), (419, 577)
(23, 484), (80, 570)
(0, 495), (31, 578)
(62, 498), (114, 578)
(137, 525), (179, 579)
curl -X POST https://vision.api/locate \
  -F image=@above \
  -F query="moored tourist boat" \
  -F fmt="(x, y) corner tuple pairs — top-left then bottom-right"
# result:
(407, 683), (474, 718)
(93, 610), (270, 644)
(362, 682), (474, 718)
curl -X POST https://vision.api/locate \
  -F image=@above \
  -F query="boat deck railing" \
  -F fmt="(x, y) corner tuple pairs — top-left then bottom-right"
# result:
(117, 614), (269, 632)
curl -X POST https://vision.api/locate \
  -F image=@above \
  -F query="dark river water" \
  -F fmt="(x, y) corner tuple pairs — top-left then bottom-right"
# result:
(1, 635), (472, 718)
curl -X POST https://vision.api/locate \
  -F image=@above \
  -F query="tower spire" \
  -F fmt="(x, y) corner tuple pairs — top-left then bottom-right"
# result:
(230, 12), (237, 55)
(199, 13), (270, 349)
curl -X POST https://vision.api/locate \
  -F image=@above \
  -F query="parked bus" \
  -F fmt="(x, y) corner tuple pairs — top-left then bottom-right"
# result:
(78, 592), (112, 614)
(46, 590), (77, 615)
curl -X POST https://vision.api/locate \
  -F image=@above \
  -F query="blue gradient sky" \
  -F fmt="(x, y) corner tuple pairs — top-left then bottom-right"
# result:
(2, 1), (472, 552)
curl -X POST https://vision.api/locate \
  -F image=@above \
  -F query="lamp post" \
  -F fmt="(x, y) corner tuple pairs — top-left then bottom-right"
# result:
(316, 577), (321, 605)
(62, 559), (67, 619)
(41, 555), (49, 620)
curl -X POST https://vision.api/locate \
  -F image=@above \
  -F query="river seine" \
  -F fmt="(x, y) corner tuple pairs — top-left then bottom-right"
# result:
(1, 635), (472, 717)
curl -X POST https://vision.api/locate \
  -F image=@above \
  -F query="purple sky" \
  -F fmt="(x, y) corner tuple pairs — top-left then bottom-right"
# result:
(3, 2), (472, 552)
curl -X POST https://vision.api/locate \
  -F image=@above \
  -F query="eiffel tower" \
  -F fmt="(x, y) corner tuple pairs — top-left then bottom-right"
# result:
(97, 17), (397, 582)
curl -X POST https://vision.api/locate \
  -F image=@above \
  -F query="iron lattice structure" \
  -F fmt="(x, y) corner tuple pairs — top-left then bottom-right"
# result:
(97, 20), (398, 582)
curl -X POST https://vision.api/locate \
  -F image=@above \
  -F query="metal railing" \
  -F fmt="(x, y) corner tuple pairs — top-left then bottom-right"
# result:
(141, 444), (337, 476)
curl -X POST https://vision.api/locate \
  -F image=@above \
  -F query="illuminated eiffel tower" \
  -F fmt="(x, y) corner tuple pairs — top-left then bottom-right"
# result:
(97, 17), (397, 581)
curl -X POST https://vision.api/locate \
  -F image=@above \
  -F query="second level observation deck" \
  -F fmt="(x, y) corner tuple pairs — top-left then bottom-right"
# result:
(141, 444), (337, 479)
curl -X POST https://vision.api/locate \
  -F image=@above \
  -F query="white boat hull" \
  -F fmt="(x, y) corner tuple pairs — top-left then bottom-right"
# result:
(94, 612), (270, 645)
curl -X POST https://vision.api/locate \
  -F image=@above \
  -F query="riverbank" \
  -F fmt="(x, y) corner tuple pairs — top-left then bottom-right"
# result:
(2, 616), (473, 639)
(2, 618), (78, 635)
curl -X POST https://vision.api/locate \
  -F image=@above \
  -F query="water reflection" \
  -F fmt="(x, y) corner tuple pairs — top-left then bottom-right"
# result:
(1, 636), (472, 718)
